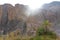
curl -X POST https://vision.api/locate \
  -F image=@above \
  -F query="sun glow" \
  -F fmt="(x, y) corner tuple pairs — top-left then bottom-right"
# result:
(0, 0), (60, 10)
(27, 0), (42, 10)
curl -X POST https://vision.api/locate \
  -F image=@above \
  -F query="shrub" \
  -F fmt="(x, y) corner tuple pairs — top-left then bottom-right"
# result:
(15, 38), (21, 40)
(29, 38), (34, 40)
(36, 27), (45, 36)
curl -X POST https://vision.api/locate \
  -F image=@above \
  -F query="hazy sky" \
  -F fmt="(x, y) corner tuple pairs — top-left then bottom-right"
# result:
(0, 0), (60, 9)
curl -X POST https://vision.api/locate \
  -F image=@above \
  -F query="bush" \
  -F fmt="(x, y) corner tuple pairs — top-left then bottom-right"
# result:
(29, 38), (34, 40)
(15, 38), (21, 40)
(36, 27), (57, 40)
(36, 27), (45, 36)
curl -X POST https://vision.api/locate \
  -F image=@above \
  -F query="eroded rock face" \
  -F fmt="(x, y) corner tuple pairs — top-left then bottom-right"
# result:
(0, 5), (3, 24)
(0, 4), (28, 35)
(15, 4), (27, 20)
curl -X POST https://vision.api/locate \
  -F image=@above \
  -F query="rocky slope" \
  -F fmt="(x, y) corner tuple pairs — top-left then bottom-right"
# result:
(32, 1), (60, 35)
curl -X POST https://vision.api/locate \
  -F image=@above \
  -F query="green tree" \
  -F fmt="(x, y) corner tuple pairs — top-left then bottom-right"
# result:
(36, 20), (57, 40)
(43, 20), (51, 34)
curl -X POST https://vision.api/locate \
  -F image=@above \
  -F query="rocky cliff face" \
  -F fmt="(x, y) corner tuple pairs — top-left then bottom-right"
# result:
(0, 4), (28, 35)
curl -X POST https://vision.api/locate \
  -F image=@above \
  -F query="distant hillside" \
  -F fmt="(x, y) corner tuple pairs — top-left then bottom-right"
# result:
(42, 1), (60, 9)
(40, 1), (60, 35)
